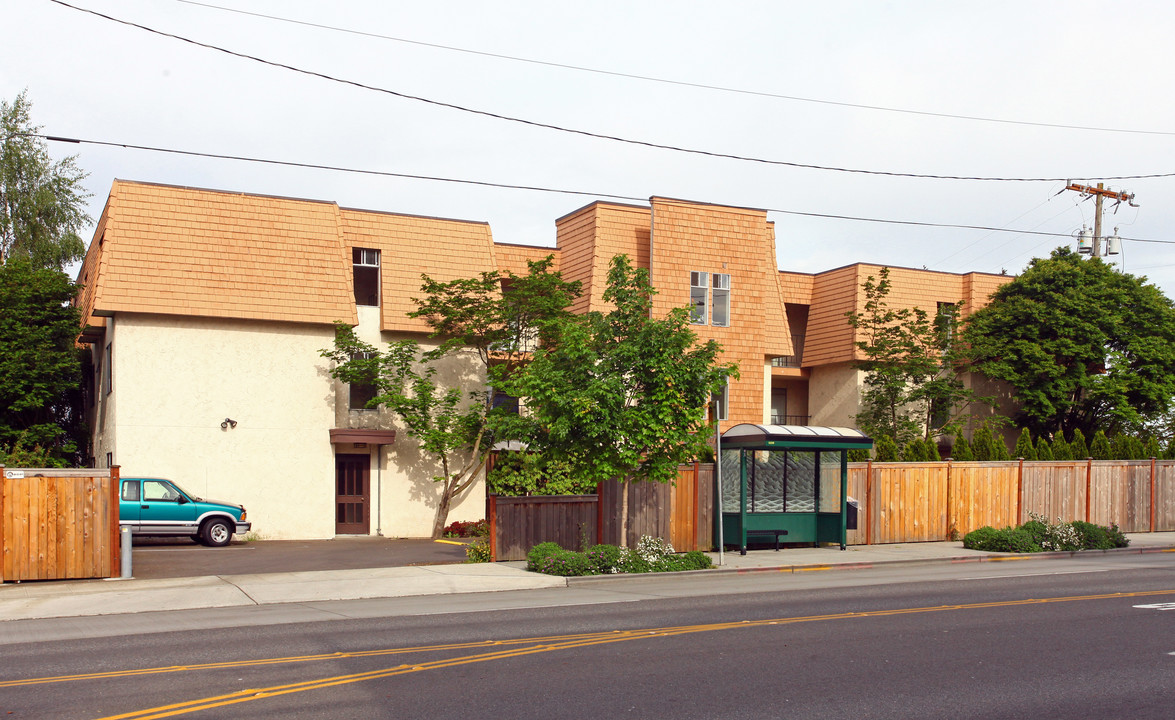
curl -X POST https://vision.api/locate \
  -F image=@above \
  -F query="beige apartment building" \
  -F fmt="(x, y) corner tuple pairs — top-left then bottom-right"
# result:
(75, 180), (1010, 539)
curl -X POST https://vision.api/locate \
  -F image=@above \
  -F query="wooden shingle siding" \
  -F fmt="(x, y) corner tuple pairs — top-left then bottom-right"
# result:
(556, 202), (651, 315)
(339, 208), (496, 332)
(803, 263), (1010, 368)
(494, 242), (560, 278)
(647, 198), (792, 425)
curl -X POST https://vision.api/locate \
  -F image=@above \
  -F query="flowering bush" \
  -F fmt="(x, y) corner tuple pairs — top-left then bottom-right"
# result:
(527, 536), (712, 577)
(465, 538), (492, 563)
(443, 519), (488, 538)
(1021, 512), (1082, 551)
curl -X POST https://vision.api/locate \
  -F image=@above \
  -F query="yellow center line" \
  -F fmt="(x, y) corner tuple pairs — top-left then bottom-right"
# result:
(18, 587), (1175, 719)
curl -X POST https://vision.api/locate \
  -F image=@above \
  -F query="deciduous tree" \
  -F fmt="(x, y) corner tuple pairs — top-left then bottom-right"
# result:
(1, 91), (90, 269)
(500, 255), (737, 543)
(845, 267), (990, 445)
(323, 257), (581, 537)
(964, 248), (1175, 439)
(0, 260), (84, 464)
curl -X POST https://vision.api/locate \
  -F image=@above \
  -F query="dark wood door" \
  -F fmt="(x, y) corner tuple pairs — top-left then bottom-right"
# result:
(335, 454), (370, 534)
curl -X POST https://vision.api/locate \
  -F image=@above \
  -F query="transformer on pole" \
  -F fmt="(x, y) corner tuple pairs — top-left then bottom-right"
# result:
(1065, 182), (1137, 257)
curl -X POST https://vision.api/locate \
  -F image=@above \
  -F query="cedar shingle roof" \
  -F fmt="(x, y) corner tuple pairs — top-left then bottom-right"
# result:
(79, 180), (356, 326)
(77, 181), (504, 332)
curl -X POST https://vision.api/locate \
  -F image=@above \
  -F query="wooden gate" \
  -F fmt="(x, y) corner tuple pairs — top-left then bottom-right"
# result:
(334, 454), (370, 534)
(1, 467), (120, 582)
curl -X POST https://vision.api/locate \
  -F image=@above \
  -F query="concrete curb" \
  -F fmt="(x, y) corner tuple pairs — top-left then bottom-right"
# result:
(562, 543), (1175, 583)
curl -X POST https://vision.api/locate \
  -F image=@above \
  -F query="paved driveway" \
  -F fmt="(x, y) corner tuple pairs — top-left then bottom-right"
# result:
(129, 536), (470, 579)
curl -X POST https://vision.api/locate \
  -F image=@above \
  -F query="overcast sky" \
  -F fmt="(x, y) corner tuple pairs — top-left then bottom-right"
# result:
(5, 0), (1175, 297)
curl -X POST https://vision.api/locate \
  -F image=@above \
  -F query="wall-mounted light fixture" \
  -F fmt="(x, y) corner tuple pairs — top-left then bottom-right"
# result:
(220, 418), (238, 430)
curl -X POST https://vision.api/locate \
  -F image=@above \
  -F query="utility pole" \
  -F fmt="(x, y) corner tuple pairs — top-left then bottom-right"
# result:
(1064, 182), (1137, 257)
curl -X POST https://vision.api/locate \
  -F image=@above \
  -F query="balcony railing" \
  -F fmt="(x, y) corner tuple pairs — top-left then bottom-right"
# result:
(769, 334), (805, 368)
(770, 414), (810, 426)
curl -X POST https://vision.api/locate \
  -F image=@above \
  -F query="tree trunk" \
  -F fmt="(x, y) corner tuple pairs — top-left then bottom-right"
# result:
(431, 484), (453, 539)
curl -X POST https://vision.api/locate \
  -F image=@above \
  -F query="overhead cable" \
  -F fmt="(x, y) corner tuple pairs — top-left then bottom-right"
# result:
(45, 0), (1175, 183)
(37, 133), (1174, 244)
(170, 0), (1175, 138)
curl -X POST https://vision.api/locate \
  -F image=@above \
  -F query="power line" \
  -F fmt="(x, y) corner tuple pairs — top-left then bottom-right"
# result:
(45, 0), (1175, 184)
(169, 0), (1175, 138)
(37, 132), (1175, 245)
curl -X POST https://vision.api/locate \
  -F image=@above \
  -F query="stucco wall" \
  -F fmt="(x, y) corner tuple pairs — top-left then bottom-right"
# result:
(807, 363), (864, 427)
(98, 312), (485, 540)
(103, 314), (338, 539)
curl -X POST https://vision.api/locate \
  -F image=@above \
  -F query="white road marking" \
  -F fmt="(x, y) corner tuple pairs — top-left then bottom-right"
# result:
(1135, 603), (1175, 610)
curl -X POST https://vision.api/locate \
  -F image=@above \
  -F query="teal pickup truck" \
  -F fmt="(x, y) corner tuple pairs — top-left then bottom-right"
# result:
(118, 477), (251, 547)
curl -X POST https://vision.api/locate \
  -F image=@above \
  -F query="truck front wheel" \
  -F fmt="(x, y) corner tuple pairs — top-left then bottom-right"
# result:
(202, 518), (234, 547)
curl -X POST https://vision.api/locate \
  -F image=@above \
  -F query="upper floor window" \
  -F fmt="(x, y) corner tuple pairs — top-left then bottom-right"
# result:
(349, 352), (378, 411)
(712, 273), (730, 327)
(691, 271), (731, 326)
(102, 344), (112, 395)
(690, 272), (708, 325)
(353, 248), (380, 306)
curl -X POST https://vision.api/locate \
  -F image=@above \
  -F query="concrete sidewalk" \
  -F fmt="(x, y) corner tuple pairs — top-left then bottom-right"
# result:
(2, 532), (1173, 623)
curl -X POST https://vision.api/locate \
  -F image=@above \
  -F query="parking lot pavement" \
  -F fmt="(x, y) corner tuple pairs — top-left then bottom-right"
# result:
(128, 536), (470, 579)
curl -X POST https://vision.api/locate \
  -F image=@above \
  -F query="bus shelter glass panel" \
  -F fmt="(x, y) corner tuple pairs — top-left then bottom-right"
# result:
(818, 451), (843, 512)
(720, 448), (819, 512)
(720, 448), (740, 512)
(784, 451), (816, 512)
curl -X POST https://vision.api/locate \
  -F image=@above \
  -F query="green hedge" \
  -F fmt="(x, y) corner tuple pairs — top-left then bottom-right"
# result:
(963, 515), (1129, 553)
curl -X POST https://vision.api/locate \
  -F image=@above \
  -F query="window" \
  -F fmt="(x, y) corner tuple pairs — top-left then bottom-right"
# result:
(121, 480), (140, 502)
(690, 271), (708, 324)
(492, 390), (520, 415)
(102, 344), (112, 395)
(690, 271), (731, 326)
(711, 273), (730, 327)
(353, 248), (380, 306)
(349, 352), (378, 411)
(936, 301), (956, 349)
(143, 480), (179, 502)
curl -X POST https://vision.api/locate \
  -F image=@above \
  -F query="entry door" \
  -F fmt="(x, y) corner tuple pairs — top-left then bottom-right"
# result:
(335, 454), (370, 534)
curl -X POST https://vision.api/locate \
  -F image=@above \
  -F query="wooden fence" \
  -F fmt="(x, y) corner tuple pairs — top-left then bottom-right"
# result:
(1, 467), (121, 582)
(488, 459), (1175, 558)
(856, 459), (1175, 544)
(488, 463), (712, 561)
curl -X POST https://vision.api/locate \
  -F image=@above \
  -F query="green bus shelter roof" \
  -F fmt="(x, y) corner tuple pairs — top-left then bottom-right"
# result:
(720, 423), (873, 449)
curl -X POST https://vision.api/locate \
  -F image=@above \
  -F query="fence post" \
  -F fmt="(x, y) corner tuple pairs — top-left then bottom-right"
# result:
(596, 482), (605, 546)
(1150, 456), (1157, 533)
(945, 458), (953, 541)
(1085, 458), (1093, 523)
(865, 459), (873, 546)
(111, 466), (122, 576)
(1017, 457), (1024, 526)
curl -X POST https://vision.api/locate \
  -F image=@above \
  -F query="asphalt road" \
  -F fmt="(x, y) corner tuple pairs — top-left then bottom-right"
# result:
(129, 535), (469, 578)
(3, 553), (1175, 719)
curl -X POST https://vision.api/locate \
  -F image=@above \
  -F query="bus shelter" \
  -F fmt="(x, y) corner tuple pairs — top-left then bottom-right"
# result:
(718, 424), (873, 554)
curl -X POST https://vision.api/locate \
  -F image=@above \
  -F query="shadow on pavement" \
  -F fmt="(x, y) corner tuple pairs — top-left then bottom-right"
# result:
(129, 536), (470, 579)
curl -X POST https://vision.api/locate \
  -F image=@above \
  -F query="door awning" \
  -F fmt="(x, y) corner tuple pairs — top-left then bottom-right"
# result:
(329, 429), (397, 445)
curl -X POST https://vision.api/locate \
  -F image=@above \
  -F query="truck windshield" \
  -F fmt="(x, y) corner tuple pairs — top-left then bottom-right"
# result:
(170, 481), (201, 502)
